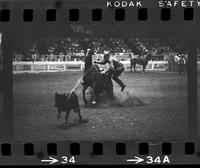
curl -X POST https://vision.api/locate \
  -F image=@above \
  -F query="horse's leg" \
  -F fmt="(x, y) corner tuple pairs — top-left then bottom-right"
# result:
(107, 80), (114, 100)
(143, 62), (148, 73)
(130, 60), (133, 72)
(65, 110), (70, 124)
(57, 108), (61, 119)
(179, 64), (182, 74)
(143, 64), (145, 73)
(82, 85), (88, 105)
(92, 82), (97, 105)
(78, 111), (83, 122)
(134, 63), (136, 72)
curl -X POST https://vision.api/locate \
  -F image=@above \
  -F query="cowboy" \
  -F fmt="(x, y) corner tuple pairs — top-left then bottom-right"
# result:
(94, 51), (126, 92)
(84, 48), (93, 72)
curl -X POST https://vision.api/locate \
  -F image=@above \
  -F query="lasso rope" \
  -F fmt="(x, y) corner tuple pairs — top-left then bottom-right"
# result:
(68, 47), (101, 97)
(68, 64), (95, 97)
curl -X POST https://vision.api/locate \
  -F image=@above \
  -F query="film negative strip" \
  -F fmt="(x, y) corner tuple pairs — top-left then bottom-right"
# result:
(0, 0), (200, 165)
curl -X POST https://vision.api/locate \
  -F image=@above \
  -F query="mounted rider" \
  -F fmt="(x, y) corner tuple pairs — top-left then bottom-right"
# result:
(174, 53), (187, 74)
(82, 46), (114, 105)
(174, 53), (187, 65)
(94, 51), (126, 92)
(84, 45), (94, 72)
(82, 45), (95, 87)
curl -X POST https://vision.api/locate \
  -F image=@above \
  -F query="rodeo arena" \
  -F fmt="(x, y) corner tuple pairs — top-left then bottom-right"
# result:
(12, 25), (200, 141)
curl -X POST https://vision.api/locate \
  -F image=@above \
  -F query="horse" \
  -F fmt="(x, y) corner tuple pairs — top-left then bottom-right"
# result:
(130, 53), (152, 73)
(82, 49), (113, 105)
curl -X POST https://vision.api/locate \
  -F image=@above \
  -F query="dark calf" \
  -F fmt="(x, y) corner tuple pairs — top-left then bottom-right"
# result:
(55, 92), (83, 124)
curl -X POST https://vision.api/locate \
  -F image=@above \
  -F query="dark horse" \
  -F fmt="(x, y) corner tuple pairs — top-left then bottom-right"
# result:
(174, 55), (187, 74)
(82, 49), (113, 105)
(130, 53), (152, 73)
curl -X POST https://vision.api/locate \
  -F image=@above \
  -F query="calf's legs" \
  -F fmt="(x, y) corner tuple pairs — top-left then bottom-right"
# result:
(57, 108), (61, 119)
(65, 110), (70, 124)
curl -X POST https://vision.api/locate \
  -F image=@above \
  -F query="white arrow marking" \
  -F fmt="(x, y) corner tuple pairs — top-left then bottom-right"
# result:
(41, 156), (58, 165)
(127, 156), (144, 164)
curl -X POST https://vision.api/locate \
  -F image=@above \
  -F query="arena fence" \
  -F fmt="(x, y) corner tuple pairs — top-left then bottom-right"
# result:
(13, 61), (200, 73)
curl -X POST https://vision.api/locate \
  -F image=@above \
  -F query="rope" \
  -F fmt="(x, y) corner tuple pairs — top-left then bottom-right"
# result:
(68, 64), (95, 97)
(67, 47), (100, 98)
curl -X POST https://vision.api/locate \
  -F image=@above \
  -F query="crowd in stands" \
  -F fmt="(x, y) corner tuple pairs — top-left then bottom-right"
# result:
(13, 25), (188, 62)
(13, 37), (186, 62)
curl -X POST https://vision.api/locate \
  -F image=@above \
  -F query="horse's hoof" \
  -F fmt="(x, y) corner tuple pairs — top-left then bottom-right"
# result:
(83, 101), (88, 105)
(92, 101), (96, 105)
(65, 122), (69, 125)
(84, 104), (89, 108)
(79, 119), (88, 123)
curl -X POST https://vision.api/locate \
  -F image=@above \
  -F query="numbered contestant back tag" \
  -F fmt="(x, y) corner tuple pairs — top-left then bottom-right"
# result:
(0, 0), (200, 165)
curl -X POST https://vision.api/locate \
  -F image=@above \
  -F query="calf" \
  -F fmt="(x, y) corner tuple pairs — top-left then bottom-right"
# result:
(55, 91), (83, 124)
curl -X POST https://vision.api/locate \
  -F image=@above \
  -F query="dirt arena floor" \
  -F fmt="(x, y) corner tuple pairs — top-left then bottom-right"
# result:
(13, 71), (188, 141)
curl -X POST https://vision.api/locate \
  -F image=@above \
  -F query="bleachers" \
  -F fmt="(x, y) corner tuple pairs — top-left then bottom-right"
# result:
(13, 24), (189, 67)
(13, 37), (182, 62)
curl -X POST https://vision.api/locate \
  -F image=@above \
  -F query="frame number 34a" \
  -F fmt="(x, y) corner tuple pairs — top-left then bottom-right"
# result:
(146, 156), (170, 164)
